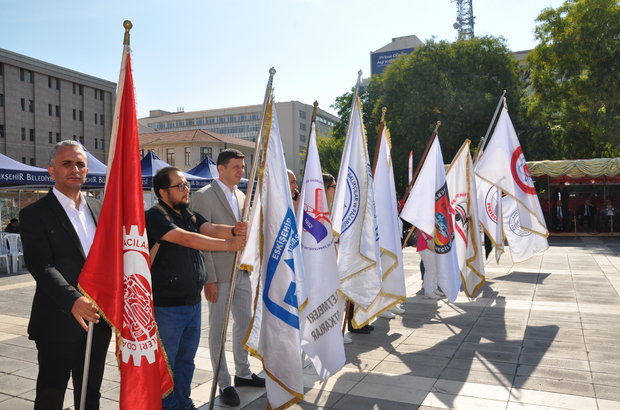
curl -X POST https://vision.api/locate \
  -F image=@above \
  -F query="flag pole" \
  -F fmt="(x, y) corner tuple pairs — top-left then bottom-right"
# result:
(79, 21), (133, 410)
(208, 68), (275, 410)
(398, 121), (441, 211)
(473, 90), (506, 164)
(370, 107), (387, 178)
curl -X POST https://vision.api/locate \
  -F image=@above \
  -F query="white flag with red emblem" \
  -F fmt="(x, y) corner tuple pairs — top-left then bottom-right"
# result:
(78, 46), (173, 409)
(475, 106), (548, 238)
(400, 136), (461, 302)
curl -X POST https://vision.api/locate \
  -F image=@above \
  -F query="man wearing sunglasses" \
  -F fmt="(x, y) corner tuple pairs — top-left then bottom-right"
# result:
(146, 166), (247, 410)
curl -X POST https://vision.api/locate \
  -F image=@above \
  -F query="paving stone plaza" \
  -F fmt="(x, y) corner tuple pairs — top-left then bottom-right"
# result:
(0, 237), (619, 409)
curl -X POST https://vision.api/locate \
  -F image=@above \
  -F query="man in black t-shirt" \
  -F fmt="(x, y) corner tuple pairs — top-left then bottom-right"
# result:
(146, 166), (247, 410)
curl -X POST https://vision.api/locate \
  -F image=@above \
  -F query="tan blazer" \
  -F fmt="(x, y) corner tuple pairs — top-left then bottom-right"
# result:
(192, 180), (245, 284)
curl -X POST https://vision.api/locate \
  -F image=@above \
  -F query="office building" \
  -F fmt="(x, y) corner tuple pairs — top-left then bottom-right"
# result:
(0, 48), (116, 166)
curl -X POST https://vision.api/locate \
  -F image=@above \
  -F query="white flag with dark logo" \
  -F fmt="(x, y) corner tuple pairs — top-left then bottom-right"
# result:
(446, 140), (486, 298)
(475, 177), (505, 262)
(502, 195), (549, 263)
(297, 121), (345, 381)
(244, 99), (306, 410)
(400, 136), (461, 302)
(331, 95), (382, 318)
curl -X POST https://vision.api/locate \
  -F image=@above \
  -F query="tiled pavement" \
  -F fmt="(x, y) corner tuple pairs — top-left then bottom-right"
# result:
(1, 236), (619, 409)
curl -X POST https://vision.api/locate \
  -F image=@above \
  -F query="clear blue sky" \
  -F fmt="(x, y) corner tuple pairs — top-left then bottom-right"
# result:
(2, 0), (564, 118)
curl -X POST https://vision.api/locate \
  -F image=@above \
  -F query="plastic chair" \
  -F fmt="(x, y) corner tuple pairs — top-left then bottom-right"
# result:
(0, 233), (11, 274)
(5, 233), (23, 273)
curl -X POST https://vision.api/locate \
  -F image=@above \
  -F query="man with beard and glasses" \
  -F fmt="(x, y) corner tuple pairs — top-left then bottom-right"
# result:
(146, 166), (248, 410)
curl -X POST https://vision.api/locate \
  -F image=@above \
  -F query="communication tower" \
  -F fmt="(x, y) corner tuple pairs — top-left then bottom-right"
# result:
(451, 0), (475, 39)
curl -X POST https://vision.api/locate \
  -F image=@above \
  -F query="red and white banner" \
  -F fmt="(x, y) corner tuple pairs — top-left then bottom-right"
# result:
(78, 47), (173, 410)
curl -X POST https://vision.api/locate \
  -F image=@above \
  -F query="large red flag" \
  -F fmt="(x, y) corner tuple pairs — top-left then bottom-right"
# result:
(78, 42), (173, 409)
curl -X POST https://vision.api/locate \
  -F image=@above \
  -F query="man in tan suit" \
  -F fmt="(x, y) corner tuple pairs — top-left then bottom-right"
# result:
(192, 149), (264, 407)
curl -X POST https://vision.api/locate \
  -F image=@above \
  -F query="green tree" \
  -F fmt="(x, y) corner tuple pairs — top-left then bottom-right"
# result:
(525, 0), (620, 159)
(371, 36), (525, 192)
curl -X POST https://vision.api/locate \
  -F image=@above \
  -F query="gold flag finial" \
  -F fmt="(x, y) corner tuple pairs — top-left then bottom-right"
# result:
(123, 20), (133, 46)
(381, 107), (387, 122)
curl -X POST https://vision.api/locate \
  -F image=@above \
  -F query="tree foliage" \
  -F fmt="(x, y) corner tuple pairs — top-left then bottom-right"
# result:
(370, 36), (525, 192)
(525, 0), (620, 159)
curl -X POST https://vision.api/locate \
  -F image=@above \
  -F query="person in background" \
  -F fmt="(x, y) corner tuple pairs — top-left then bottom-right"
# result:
(417, 229), (445, 300)
(288, 169), (300, 211)
(576, 198), (596, 231)
(5, 218), (19, 233)
(551, 199), (568, 231)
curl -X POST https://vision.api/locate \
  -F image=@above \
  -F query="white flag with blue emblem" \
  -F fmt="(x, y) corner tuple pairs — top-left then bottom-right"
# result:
(297, 120), (345, 381)
(331, 94), (382, 323)
(244, 99), (306, 410)
(400, 136), (461, 302)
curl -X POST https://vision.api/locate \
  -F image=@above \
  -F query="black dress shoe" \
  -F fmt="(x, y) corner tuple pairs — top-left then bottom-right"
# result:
(348, 327), (371, 334)
(220, 386), (240, 406)
(234, 373), (266, 388)
(363, 325), (374, 331)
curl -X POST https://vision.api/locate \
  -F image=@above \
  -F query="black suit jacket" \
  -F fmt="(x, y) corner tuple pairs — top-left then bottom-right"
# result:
(20, 189), (102, 343)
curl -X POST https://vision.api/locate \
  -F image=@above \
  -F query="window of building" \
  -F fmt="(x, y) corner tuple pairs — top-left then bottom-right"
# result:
(73, 135), (77, 141)
(238, 114), (246, 121)
(186, 119), (194, 126)
(0, 125), (4, 138)
(56, 133), (61, 142)
(21, 128), (26, 140)
(73, 83), (76, 94)
(228, 115), (236, 122)
(48, 104), (52, 116)
(207, 117), (215, 124)
(0, 94), (3, 107)
(22, 157), (26, 164)
(196, 119), (204, 125)
(49, 132), (53, 144)
(100, 114), (104, 125)
(79, 110), (83, 122)
(73, 109), (77, 120)
(95, 114), (98, 124)
(299, 123), (306, 131)
(56, 106), (60, 117)
(166, 122), (174, 128)
(185, 147), (191, 166)
(176, 120), (185, 127)
(79, 84), (83, 95)
(21, 98), (25, 111)
(95, 89), (98, 99)
(100, 92), (104, 101)
(30, 129), (34, 141)
(20, 68), (25, 81)
(28, 71), (34, 83)
(199, 147), (212, 161)
(217, 117), (226, 123)
(79, 136), (84, 145)
(55, 78), (59, 90)
(300, 134), (306, 142)
(30, 158), (35, 166)
(166, 149), (175, 165)
(250, 113), (260, 120)
(99, 139), (105, 150)
(0, 63), (3, 76)
(29, 100), (34, 112)
(48, 76), (52, 88)
(95, 139), (98, 149)
(298, 110), (306, 119)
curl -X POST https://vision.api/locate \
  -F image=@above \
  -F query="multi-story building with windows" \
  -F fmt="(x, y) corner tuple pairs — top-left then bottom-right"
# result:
(139, 101), (339, 177)
(139, 129), (255, 176)
(0, 48), (116, 166)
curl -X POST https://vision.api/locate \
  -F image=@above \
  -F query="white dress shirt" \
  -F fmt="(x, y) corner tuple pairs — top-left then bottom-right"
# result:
(53, 187), (97, 256)
(215, 178), (240, 221)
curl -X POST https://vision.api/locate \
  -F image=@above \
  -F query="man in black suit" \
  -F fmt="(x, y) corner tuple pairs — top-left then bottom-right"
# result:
(20, 140), (111, 410)
(576, 198), (597, 230)
(551, 199), (568, 231)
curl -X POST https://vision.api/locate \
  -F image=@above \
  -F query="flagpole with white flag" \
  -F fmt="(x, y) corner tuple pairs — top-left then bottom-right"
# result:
(400, 134), (461, 302)
(78, 21), (173, 410)
(351, 107), (407, 324)
(244, 98), (307, 410)
(297, 102), (345, 381)
(446, 140), (486, 298)
(208, 68), (275, 410)
(331, 71), (382, 329)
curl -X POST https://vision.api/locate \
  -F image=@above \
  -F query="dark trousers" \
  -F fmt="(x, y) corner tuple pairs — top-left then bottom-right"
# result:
(34, 321), (111, 410)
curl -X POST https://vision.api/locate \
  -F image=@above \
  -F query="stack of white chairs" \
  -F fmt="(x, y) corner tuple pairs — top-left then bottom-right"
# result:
(5, 233), (24, 273)
(0, 232), (11, 274)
